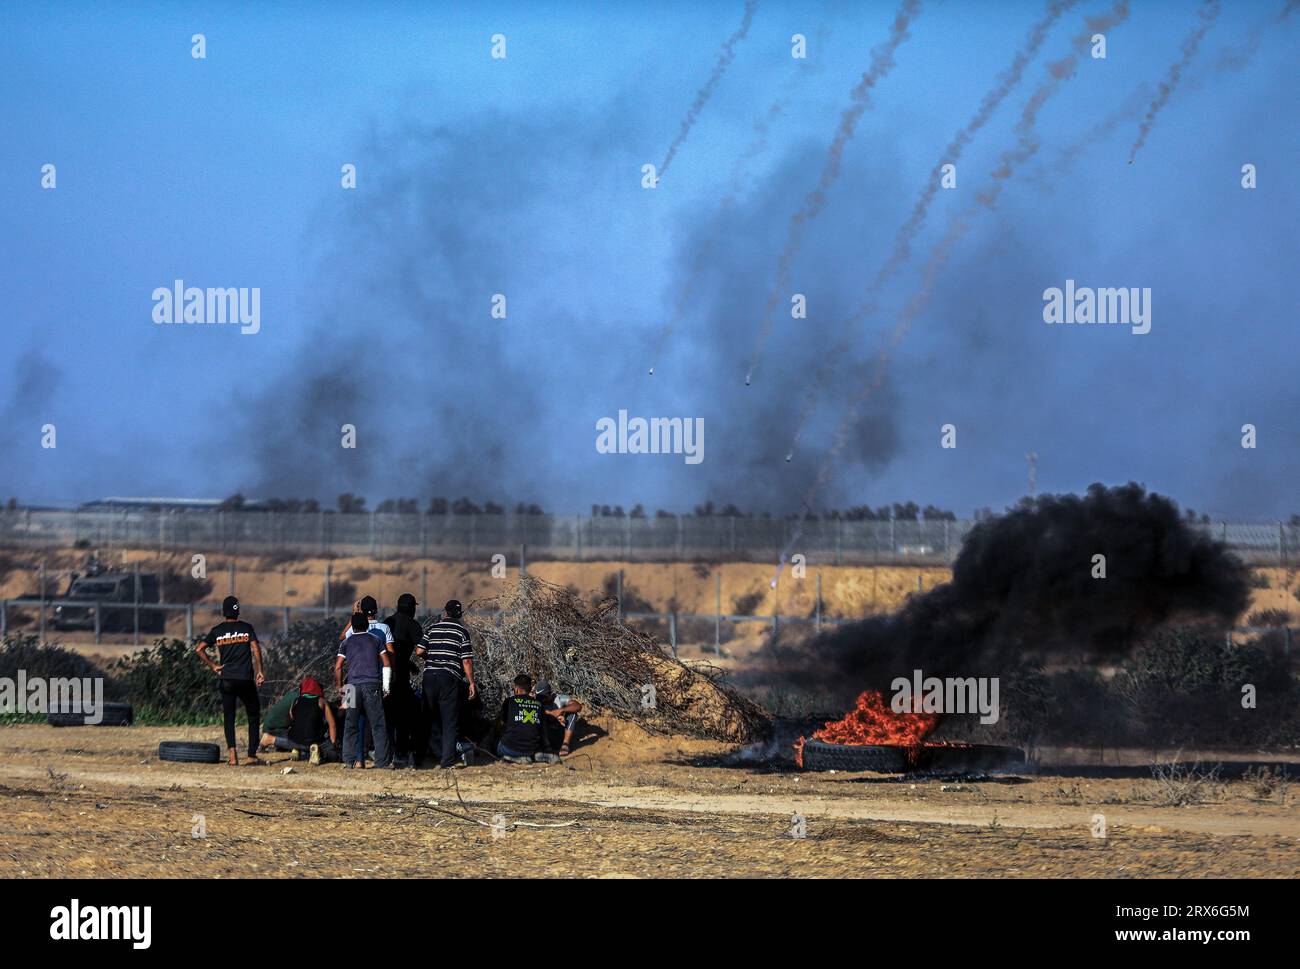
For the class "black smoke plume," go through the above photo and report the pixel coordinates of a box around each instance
[759,483,1250,704]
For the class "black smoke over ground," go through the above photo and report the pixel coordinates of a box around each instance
[753,483,1250,706]
[235,98,910,512]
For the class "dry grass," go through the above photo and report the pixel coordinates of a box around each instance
[466,576,768,742]
[1149,758,1224,806]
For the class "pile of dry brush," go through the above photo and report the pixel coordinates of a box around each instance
[466,576,768,743]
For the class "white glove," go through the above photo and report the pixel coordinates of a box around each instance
[382,667,392,694]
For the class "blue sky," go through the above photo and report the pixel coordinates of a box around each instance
[2,0,1296,517]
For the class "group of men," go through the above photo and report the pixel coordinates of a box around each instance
[197,592,583,770]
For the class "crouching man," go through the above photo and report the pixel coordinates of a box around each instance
[268,676,340,765]
[497,674,559,765]
[335,612,393,769]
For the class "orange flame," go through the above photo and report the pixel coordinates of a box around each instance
[795,690,941,767]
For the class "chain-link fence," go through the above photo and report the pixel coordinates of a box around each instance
[3,507,1296,565]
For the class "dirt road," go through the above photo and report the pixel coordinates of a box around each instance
[0,722,1295,877]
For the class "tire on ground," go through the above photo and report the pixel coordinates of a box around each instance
[47,701,134,727]
[915,744,1027,773]
[801,740,909,772]
[158,741,222,764]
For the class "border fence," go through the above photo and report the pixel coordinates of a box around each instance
[2,507,1297,566]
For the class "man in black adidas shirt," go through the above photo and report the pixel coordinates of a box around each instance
[195,596,266,766]
[497,674,555,764]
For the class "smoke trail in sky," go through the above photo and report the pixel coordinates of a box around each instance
[1030,0,1297,188]
[784,0,1078,461]
[744,0,922,387]
[1128,0,1221,164]
[657,0,760,183]
[771,0,1131,584]
[650,21,834,375]
[651,101,785,376]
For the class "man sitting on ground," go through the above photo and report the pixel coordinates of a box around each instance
[534,680,583,757]
[268,676,339,764]
[497,674,558,765]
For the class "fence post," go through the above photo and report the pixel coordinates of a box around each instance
[1,600,6,640]
[186,604,193,642]
[617,569,624,622]
[574,514,582,559]
[520,544,527,576]
[421,565,428,609]
[669,612,677,658]
[229,562,236,596]
[324,563,332,616]
[133,562,140,648]
[715,570,722,655]
[283,605,290,635]
[816,573,822,634]
[676,515,683,561]
[38,560,46,644]
[95,602,101,644]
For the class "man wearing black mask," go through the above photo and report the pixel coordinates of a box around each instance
[383,592,423,769]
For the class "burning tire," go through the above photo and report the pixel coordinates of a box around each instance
[47,702,134,727]
[158,741,221,764]
[799,739,909,773]
[913,744,1027,773]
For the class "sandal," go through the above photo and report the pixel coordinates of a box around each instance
[558,744,571,757]
[243,755,264,766]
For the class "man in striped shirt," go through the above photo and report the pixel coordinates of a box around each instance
[416,599,476,768]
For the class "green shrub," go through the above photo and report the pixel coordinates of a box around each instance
[0,636,123,723]
[110,638,222,724]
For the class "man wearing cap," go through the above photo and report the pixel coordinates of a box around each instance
[383,592,424,768]
[416,599,476,769]
[195,595,266,766]
[339,595,395,654]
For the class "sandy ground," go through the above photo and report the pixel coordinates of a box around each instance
[1,719,1296,878]
[5,549,1296,662]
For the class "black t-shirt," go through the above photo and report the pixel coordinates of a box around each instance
[288,694,327,744]
[499,695,547,755]
[384,611,424,677]
[202,620,258,681]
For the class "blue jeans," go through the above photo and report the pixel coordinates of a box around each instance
[498,740,532,759]
[343,682,391,767]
